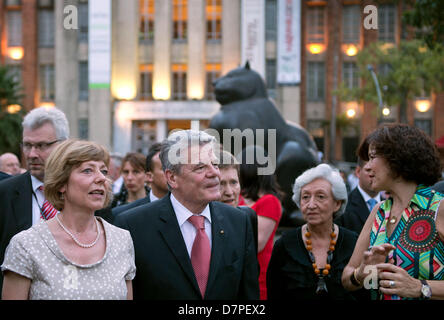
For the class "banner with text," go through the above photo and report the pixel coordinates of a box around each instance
[241,0,265,77]
[89,0,111,88]
[277,0,301,84]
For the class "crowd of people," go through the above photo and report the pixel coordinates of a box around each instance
[0,106,443,301]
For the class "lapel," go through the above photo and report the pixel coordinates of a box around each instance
[157,196,201,296]
[11,173,33,231]
[205,202,225,297]
[353,188,370,224]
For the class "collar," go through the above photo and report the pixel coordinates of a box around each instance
[30,175,44,193]
[357,184,380,204]
[149,189,159,202]
[409,184,431,209]
[170,193,211,227]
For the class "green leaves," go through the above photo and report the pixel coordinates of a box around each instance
[0,65,24,155]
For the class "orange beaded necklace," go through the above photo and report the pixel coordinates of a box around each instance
[304,225,337,294]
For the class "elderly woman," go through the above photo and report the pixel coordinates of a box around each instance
[1,140,136,300]
[342,124,444,300]
[267,163,364,300]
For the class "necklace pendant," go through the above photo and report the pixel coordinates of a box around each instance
[315,276,328,295]
[389,217,397,224]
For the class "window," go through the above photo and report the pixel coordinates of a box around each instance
[79,62,88,100]
[265,0,277,41]
[140,0,154,41]
[307,62,325,101]
[38,9,54,47]
[342,62,359,89]
[205,64,221,100]
[307,6,325,43]
[40,65,55,101]
[342,5,360,43]
[414,119,432,137]
[8,65,22,87]
[140,64,153,100]
[266,59,277,99]
[78,2,88,42]
[172,64,187,100]
[78,119,89,140]
[7,10,22,47]
[173,0,187,41]
[206,0,221,41]
[378,4,396,43]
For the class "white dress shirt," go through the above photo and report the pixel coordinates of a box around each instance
[170,193,212,258]
[30,175,45,225]
[149,189,159,202]
[357,184,381,212]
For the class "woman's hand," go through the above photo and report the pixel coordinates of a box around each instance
[356,243,396,282]
[377,263,422,298]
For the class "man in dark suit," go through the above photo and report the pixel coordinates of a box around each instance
[112,143,168,217]
[336,158,381,234]
[0,107,69,294]
[115,130,259,300]
[0,171,11,181]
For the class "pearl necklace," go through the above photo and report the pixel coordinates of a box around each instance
[56,214,101,248]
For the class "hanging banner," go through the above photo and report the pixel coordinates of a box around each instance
[277,0,301,84]
[89,0,111,88]
[241,0,265,77]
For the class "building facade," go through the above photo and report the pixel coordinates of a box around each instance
[0,0,442,162]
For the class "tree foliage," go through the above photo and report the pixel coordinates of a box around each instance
[0,65,25,156]
[336,40,444,123]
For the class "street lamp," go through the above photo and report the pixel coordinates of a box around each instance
[415,98,431,113]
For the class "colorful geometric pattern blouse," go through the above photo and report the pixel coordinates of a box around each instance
[369,185,444,300]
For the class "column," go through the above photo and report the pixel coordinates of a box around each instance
[153,0,171,99]
[111,0,138,101]
[187,0,205,99]
[22,0,38,111]
[55,0,79,137]
[222,0,241,75]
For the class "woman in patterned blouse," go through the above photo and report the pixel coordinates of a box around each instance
[342,123,444,300]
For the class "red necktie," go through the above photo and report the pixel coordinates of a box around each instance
[188,215,211,298]
[38,186,58,220]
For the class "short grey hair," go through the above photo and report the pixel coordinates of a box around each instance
[22,107,69,141]
[292,163,348,217]
[159,129,217,175]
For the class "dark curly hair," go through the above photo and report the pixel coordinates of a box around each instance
[357,123,442,186]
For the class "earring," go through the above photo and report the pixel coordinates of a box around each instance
[60,193,64,200]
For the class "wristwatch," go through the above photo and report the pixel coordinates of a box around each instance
[420,280,432,300]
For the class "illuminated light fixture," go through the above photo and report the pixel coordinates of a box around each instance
[115,86,137,101]
[415,98,431,113]
[346,108,356,118]
[7,104,21,113]
[188,87,204,100]
[153,84,170,100]
[343,44,358,57]
[382,107,390,116]
[8,47,24,60]
[307,43,325,55]
[40,102,55,109]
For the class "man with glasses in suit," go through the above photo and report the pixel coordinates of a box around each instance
[0,106,69,295]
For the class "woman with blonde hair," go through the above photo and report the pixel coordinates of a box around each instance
[1,140,136,300]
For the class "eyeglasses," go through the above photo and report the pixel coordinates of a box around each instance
[21,140,59,152]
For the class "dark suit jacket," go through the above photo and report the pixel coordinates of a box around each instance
[335,187,369,235]
[114,195,259,300]
[0,171,11,181]
[112,193,151,218]
[0,172,33,294]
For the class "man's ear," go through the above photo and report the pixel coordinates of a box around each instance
[146,171,154,184]
[164,169,178,189]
